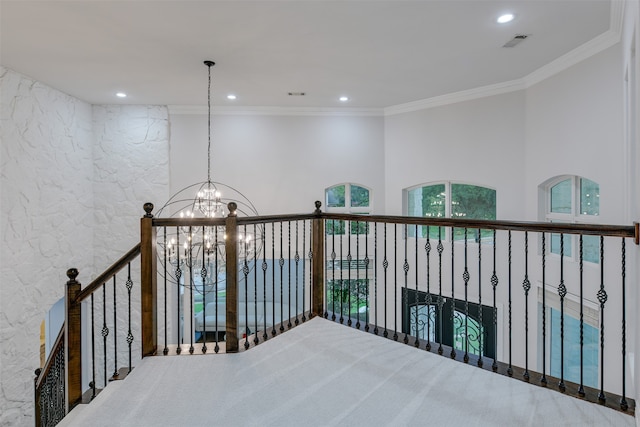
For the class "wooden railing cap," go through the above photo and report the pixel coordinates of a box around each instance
[66,268,78,281]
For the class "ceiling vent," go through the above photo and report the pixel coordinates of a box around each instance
[288,92,305,96]
[503,34,530,48]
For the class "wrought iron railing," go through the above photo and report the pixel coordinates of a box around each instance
[38,201,638,426]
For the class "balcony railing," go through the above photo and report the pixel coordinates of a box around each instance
[34,201,638,426]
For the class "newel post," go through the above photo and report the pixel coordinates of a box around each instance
[140,203,157,357]
[65,268,82,411]
[225,202,239,352]
[311,201,325,317]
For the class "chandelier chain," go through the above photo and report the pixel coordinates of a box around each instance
[207,62,212,183]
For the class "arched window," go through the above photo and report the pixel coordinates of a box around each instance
[404,182,496,241]
[325,183,371,235]
[542,175,599,263]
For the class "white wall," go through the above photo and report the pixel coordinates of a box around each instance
[169,113,385,216]
[0,67,94,427]
[383,91,527,219]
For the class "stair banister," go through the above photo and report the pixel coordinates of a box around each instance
[140,202,158,357]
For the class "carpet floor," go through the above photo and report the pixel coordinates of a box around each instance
[58,317,634,427]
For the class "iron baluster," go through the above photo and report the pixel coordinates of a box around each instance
[578,235,585,397]
[491,229,498,372]
[403,224,409,344]
[255,223,260,344]
[437,227,444,355]
[308,220,313,320]
[597,236,607,403]
[163,228,169,356]
[126,263,134,371]
[394,224,398,341]
[243,224,250,349]
[262,225,268,340]
[102,282,108,387]
[621,238,628,411]
[176,229,182,355]
[347,223,352,327]
[463,228,469,363]
[188,226,194,354]
[287,221,292,329]
[383,224,388,338]
[558,233,566,391]
[523,231,530,381]
[295,221,300,326]
[302,220,307,322]
[340,222,344,324]
[279,221,285,332]
[425,226,432,352]
[477,228,483,368]
[364,223,370,332]
[356,221,361,330]
[272,222,276,336]
[374,223,379,335]
[214,226,220,353]
[507,231,513,377]
[414,224,419,348]
[201,226,208,353]
[541,232,547,386]
[331,220,337,321]
[91,293,96,399]
[450,227,456,360]
[112,275,118,379]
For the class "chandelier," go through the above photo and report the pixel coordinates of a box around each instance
[156,61,262,293]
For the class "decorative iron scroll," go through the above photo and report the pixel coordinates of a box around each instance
[35,333,65,427]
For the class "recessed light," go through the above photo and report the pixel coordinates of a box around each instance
[227,94,237,100]
[497,13,514,24]
[116,92,127,98]
[339,96,349,102]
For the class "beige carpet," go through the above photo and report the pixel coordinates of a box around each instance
[59,317,634,427]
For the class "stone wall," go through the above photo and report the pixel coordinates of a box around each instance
[0,67,170,426]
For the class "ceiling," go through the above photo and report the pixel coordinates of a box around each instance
[0,1,612,110]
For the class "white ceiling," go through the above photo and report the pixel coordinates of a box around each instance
[0,0,613,109]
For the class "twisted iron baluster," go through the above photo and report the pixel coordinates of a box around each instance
[425,227,432,352]
[262,225,268,340]
[437,227,444,355]
[374,223,379,335]
[287,221,292,329]
[101,282,108,386]
[578,235,585,397]
[279,222,285,332]
[383,224,388,338]
[403,224,409,344]
[176,229,182,355]
[621,238,628,411]
[450,227,456,360]
[394,224,398,341]
[540,232,546,385]
[243,225,250,349]
[91,293,96,399]
[347,223,352,327]
[214,227,220,353]
[491,230,498,372]
[558,233,566,391]
[125,264,134,371]
[189,226,194,355]
[522,231,530,381]
[302,220,307,322]
[331,220,336,321]
[340,222,344,324]
[201,227,208,353]
[463,228,469,363]
[364,223,370,332]
[477,228,483,368]
[163,228,169,356]
[308,220,313,320]
[356,222,361,330]
[414,224,419,348]
[295,221,300,326]
[256,223,262,344]
[271,223,276,336]
[507,231,513,377]
[112,275,118,379]
[597,236,607,403]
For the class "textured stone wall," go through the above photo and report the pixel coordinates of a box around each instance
[0,68,170,426]
[0,67,94,426]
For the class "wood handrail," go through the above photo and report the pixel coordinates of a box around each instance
[151,213,316,228]
[75,243,141,303]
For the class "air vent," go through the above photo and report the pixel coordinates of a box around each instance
[288,92,306,96]
[503,34,530,48]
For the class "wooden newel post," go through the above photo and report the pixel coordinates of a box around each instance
[312,201,325,317]
[225,202,239,353]
[140,203,157,357]
[65,268,82,411]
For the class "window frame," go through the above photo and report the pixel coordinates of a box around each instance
[325,183,372,236]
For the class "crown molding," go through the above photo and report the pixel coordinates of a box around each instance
[168,105,384,117]
[384,79,526,116]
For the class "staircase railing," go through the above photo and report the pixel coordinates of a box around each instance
[36,201,639,426]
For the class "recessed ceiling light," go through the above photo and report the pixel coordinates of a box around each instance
[227,94,237,100]
[497,13,514,24]
[339,96,349,102]
[116,92,127,98]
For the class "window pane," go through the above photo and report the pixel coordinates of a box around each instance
[451,184,496,220]
[350,185,370,208]
[550,233,572,257]
[326,185,345,208]
[580,179,599,216]
[408,184,445,238]
[583,235,600,264]
[550,179,572,214]
[325,219,345,235]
